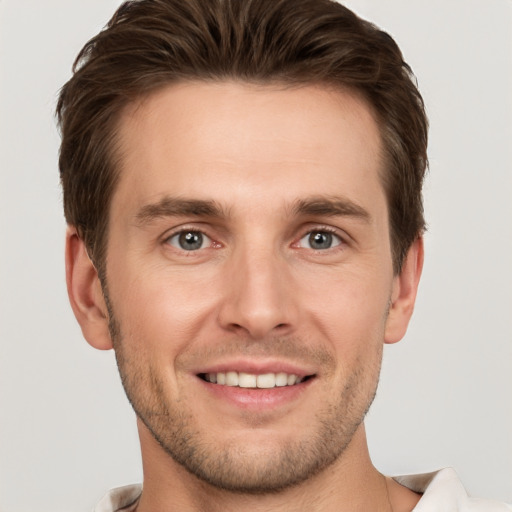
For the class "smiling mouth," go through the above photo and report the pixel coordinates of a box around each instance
[198,371,314,389]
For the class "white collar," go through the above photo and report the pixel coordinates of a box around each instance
[93,468,511,511]
[394,467,511,511]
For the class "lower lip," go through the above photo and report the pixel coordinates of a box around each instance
[198,377,313,410]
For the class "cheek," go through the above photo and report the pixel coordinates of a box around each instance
[108,263,220,352]
[300,268,391,353]
[296,275,389,380]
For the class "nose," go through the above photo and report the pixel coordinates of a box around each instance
[217,244,298,340]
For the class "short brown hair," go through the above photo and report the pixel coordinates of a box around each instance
[57,0,428,275]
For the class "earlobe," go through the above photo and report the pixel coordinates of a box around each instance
[65,226,113,350]
[384,237,424,344]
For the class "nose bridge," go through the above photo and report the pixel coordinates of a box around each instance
[219,234,296,338]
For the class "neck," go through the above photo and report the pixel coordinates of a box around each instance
[134,421,414,512]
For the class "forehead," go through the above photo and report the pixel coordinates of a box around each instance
[113,81,385,217]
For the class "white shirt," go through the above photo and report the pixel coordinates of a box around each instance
[395,468,512,511]
[93,468,512,511]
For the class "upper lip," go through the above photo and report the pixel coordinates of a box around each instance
[193,358,317,378]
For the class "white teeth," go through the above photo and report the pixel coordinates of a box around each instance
[239,372,257,388]
[256,373,275,388]
[204,371,307,388]
[275,372,288,387]
[226,371,238,386]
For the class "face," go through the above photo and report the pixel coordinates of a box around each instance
[101,82,402,492]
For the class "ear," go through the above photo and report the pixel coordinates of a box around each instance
[384,237,424,344]
[65,226,113,350]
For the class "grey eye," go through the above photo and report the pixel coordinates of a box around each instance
[168,231,210,251]
[298,231,341,250]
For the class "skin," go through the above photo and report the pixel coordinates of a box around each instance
[66,82,423,511]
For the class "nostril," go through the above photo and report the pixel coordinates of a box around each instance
[227,323,245,333]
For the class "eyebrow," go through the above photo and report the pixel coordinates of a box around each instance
[134,194,371,226]
[290,196,371,222]
[135,197,228,225]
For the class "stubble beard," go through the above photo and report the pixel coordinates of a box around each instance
[105,294,382,495]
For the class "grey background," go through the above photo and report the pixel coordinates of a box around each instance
[1,0,511,510]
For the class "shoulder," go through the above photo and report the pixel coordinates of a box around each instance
[92,484,142,512]
[394,468,512,511]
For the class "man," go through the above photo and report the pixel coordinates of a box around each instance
[56,0,510,510]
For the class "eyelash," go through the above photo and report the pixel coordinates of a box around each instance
[162,225,347,253]
[164,227,217,252]
[295,226,345,252]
